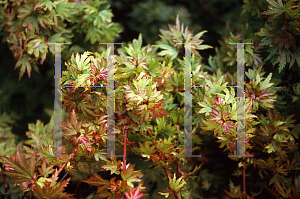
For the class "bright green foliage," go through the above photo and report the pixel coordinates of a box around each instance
[156,16,212,61]
[0,0,121,80]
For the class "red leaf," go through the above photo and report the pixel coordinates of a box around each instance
[125,185,144,199]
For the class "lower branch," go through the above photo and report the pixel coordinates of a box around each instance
[198,0,226,26]
[123,129,127,174]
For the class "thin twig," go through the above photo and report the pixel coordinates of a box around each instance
[163,167,180,198]
[57,162,68,176]
[198,0,238,32]
[59,172,69,183]
[147,128,153,137]
[198,0,226,26]
[74,180,80,197]
[177,163,181,178]
[123,129,127,174]
[163,167,170,180]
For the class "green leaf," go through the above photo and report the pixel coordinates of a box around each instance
[157,44,178,61]
[262,0,285,20]
[260,73,273,90]
[15,54,32,80]
[54,0,74,20]
[85,27,102,44]
[265,143,276,153]
[121,164,143,188]
[169,174,186,192]
[35,0,55,11]
[158,192,169,198]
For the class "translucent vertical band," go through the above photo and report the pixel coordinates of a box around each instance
[228,43,253,158]
[47,42,71,158]
[100,43,123,157]
[177,43,201,158]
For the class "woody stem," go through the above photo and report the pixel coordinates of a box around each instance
[163,167,170,180]
[177,163,181,177]
[123,129,127,174]
[147,128,153,137]
[57,161,68,176]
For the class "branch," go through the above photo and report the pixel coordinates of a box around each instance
[177,163,181,178]
[163,167,170,181]
[198,0,227,26]
[59,172,69,183]
[57,162,68,176]
[147,128,153,137]
[74,180,80,197]
[162,167,180,198]
[123,129,127,174]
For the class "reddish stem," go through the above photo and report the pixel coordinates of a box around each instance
[123,130,127,174]
[177,163,185,199]
[147,128,153,137]
[74,180,80,196]
[163,167,180,198]
[163,167,170,180]
[57,161,68,176]
[177,163,181,178]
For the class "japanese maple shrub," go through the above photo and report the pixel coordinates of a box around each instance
[1,0,300,198]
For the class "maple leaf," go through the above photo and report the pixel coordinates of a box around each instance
[62,109,83,135]
[208,108,235,133]
[168,174,186,192]
[62,109,93,148]
[32,169,73,199]
[137,141,156,158]
[261,0,285,21]
[101,157,122,175]
[130,56,148,70]
[121,164,143,188]
[213,95,225,106]
[87,57,109,85]
[125,185,144,199]
[148,101,170,121]
[0,146,37,184]
[82,173,110,195]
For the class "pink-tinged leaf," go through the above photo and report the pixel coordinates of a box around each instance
[62,109,83,137]
[125,185,144,199]
[0,146,37,184]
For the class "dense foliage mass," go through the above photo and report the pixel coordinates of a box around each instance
[0,0,300,198]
